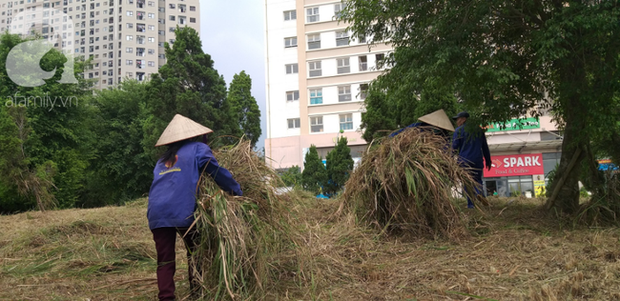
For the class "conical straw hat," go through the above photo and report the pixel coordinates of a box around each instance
[418,109,455,132]
[155,114,214,146]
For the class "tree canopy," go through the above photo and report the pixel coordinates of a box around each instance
[145,26,237,151]
[342,0,620,213]
[301,145,327,195]
[227,71,261,147]
[0,27,255,213]
[324,136,354,195]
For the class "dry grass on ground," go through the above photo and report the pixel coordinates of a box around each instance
[1,194,620,300]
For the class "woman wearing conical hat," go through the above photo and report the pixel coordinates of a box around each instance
[389,109,455,138]
[147,114,242,301]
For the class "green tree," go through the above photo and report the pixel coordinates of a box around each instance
[324,136,354,195]
[301,145,327,194]
[279,165,302,188]
[227,71,261,147]
[360,74,459,142]
[342,1,620,214]
[0,33,94,210]
[145,26,237,153]
[81,80,153,207]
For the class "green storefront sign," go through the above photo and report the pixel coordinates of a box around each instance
[485,117,540,132]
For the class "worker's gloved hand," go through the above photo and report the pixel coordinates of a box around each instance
[486,162,492,171]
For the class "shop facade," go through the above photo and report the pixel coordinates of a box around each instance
[481,116,563,198]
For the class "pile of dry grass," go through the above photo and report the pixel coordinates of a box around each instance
[191,139,295,300]
[578,171,620,225]
[341,128,478,240]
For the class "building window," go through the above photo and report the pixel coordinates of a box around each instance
[190,17,196,23]
[283,10,296,21]
[285,63,298,74]
[137,72,145,81]
[190,6,196,11]
[339,114,353,131]
[310,116,323,133]
[148,61,155,67]
[334,3,343,18]
[360,83,368,99]
[338,85,351,102]
[337,57,350,74]
[287,118,300,129]
[148,25,155,31]
[126,47,133,53]
[286,90,299,101]
[375,53,385,69]
[357,34,366,43]
[126,11,133,16]
[148,13,154,18]
[127,23,134,29]
[308,61,321,77]
[508,176,534,197]
[169,15,175,21]
[126,35,133,40]
[543,152,562,177]
[148,49,155,54]
[306,7,319,23]
[148,37,155,42]
[307,33,320,49]
[359,55,367,71]
[336,30,349,46]
[309,88,322,105]
[284,37,297,48]
[126,59,133,65]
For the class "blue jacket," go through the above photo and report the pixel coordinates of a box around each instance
[147,141,242,230]
[452,123,491,168]
[389,122,426,137]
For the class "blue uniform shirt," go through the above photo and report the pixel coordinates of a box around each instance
[147,141,242,230]
[452,123,491,168]
[389,122,426,137]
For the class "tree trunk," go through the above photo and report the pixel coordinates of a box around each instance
[545,113,585,214]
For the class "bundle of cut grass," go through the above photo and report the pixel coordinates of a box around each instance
[191,139,293,300]
[341,128,478,240]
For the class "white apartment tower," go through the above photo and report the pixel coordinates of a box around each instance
[0,0,200,89]
[264,0,390,169]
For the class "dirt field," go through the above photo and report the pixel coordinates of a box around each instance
[1,195,619,300]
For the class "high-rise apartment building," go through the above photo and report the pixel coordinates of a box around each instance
[0,0,199,89]
[264,0,390,169]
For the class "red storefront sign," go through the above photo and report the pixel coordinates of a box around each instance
[483,153,545,178]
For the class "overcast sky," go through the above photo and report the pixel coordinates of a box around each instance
[199,0,267,150]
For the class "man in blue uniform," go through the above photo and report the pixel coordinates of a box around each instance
[452,112,491,208]
[148,114,243,300]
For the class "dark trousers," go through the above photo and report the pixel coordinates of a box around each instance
[151,227,201,301]
[465,166,484,208]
